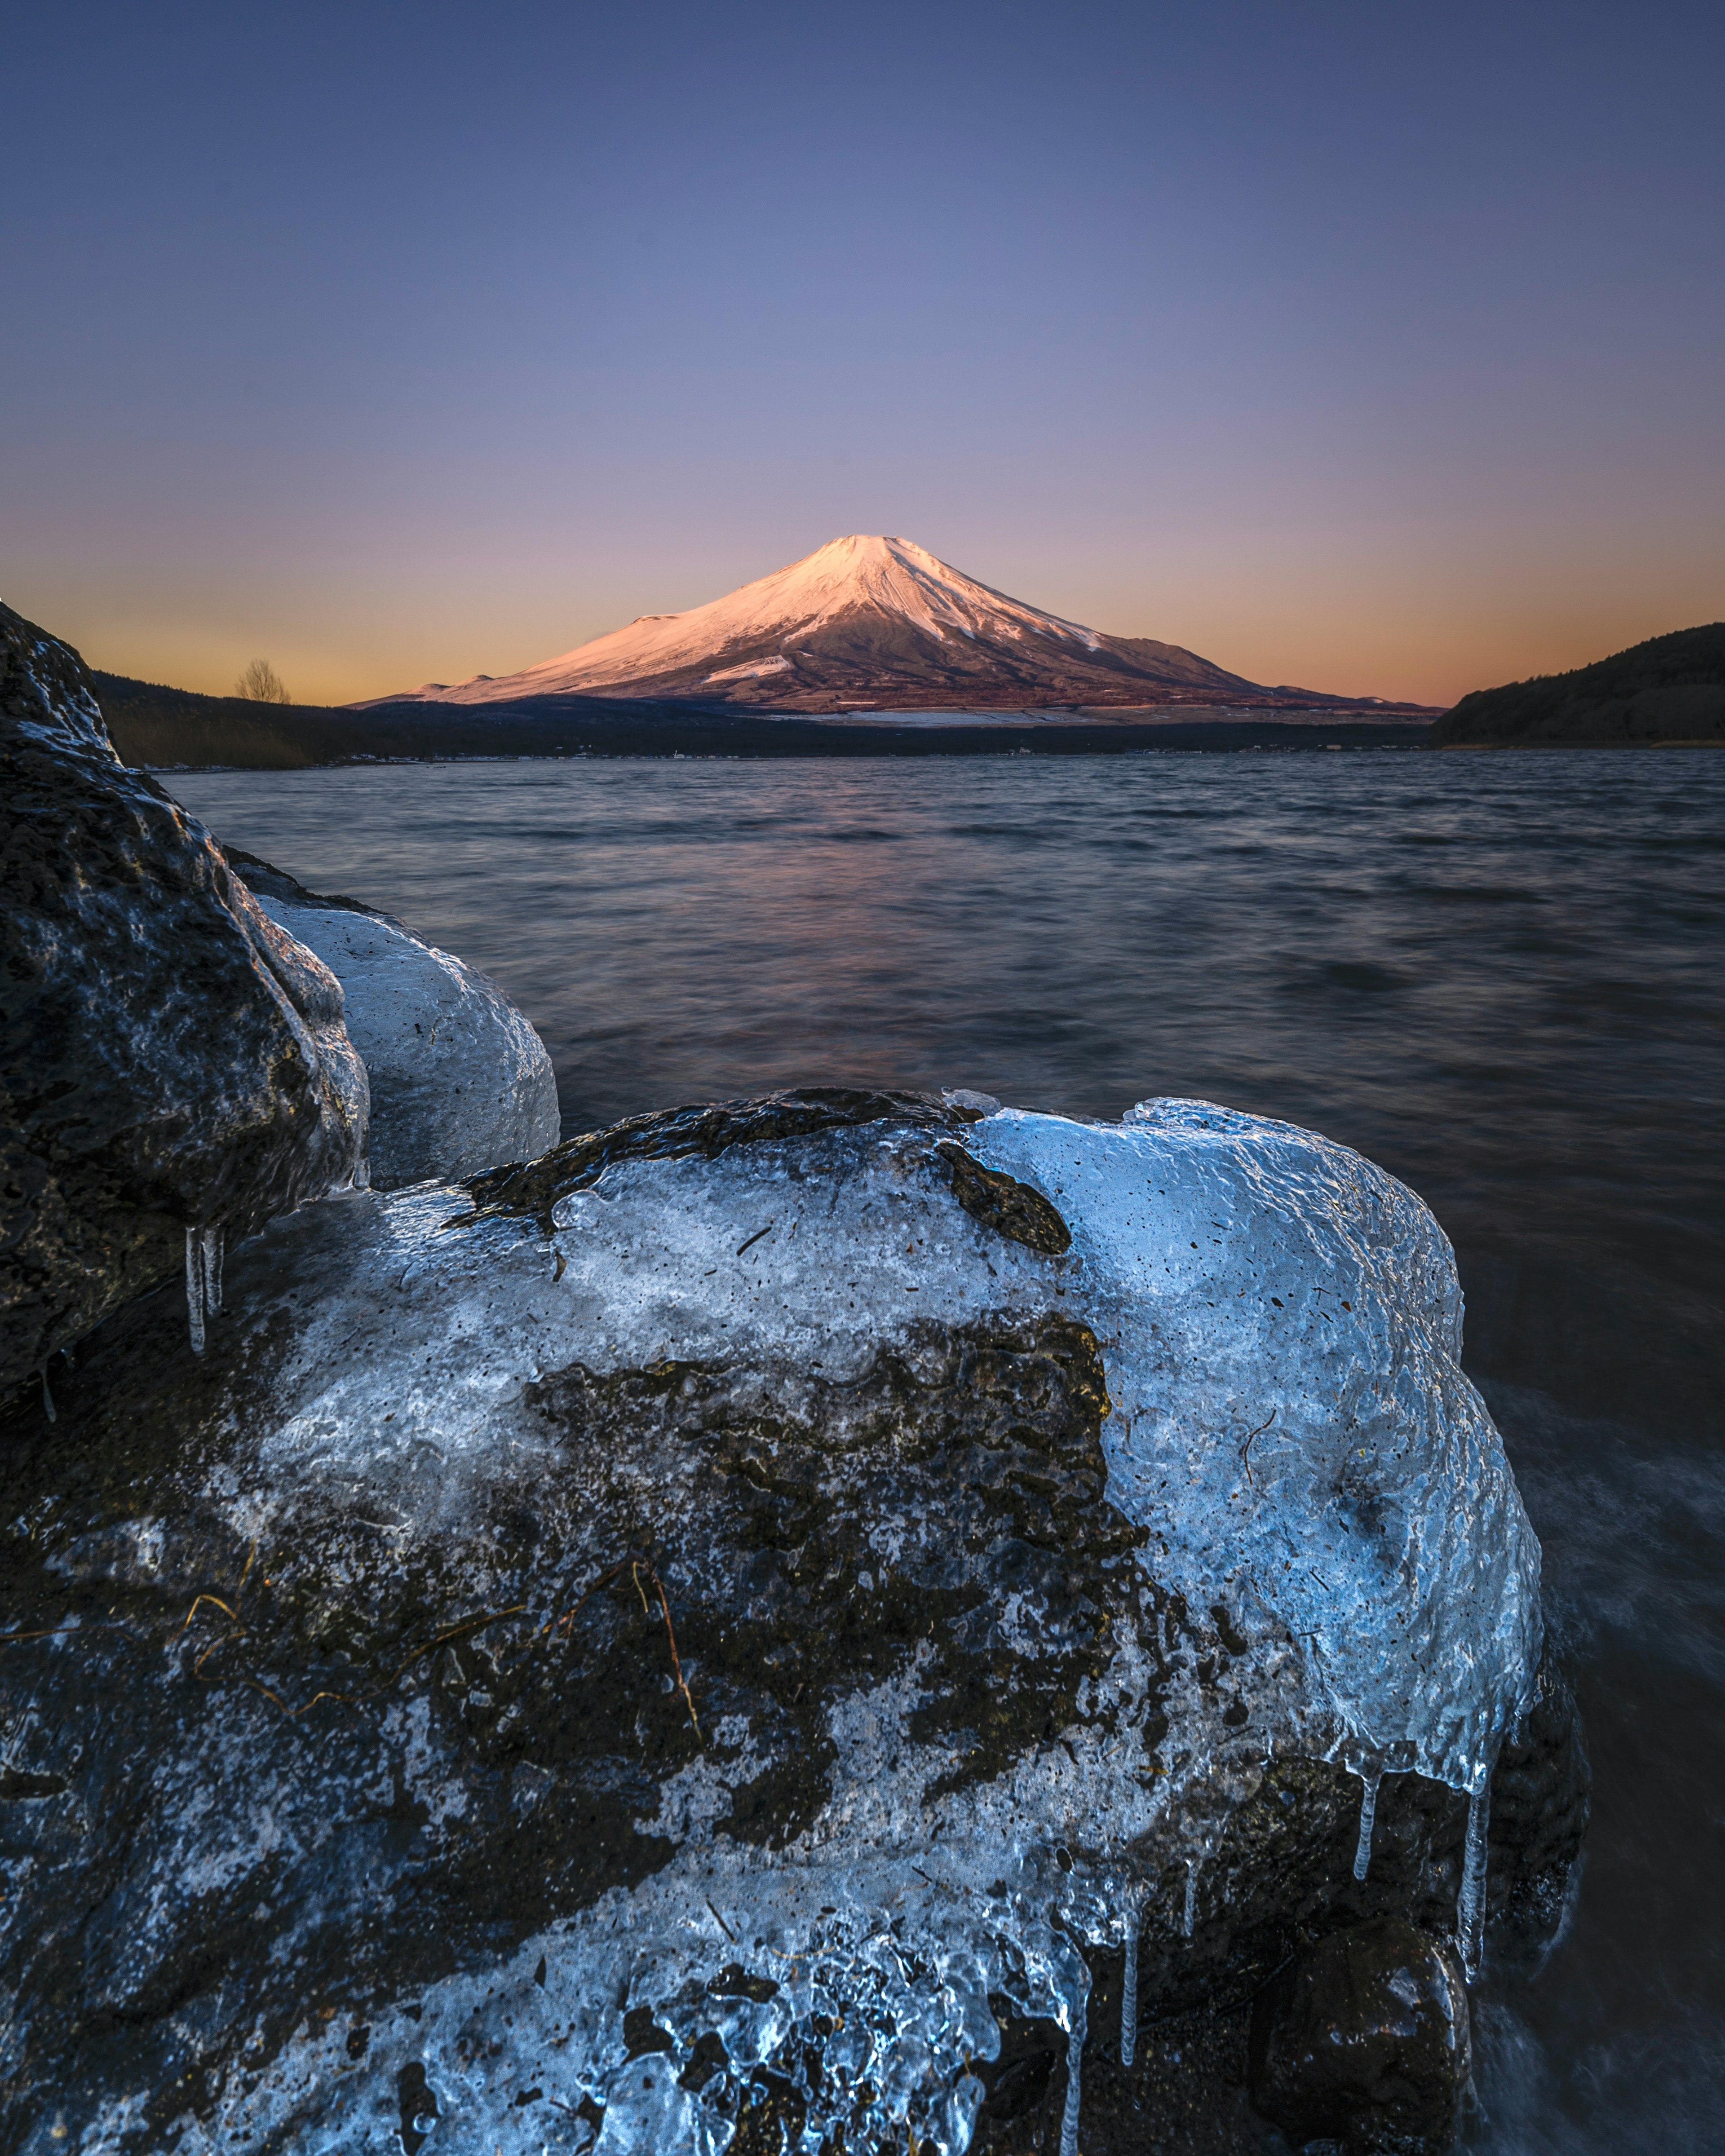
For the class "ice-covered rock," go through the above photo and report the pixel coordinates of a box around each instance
[0,1088,1571,2153]
[0,602,368,1400]
[226,849,560,1188]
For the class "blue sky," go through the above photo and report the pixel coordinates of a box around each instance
[4,0,1721,703]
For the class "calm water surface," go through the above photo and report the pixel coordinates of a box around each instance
[172,751,1725,2154]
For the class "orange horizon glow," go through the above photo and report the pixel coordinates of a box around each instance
[6,8,1721,719]
[14,524,1721,715]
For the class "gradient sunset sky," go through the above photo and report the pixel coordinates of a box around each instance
[4,0,1721,708]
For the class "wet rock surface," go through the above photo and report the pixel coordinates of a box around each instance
[978,1995,1276,2155]
[1247,1918,1470,2153]
[0,1090,1577,2152]
[0,605,367,1400]
[227,848,560,1188]
[973,1644,1582,2154]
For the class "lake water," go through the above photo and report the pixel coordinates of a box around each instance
[170,750,1725,2155]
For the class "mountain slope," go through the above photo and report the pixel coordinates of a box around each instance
[363,535,1419,713]
[1430,622,1725,744]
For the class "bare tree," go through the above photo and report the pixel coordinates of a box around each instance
[234,658,291,704]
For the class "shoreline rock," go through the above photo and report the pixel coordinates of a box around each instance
[0,1087,1581,2153]
[0,603,367,1399]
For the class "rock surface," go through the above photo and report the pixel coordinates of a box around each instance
[0,604,367,1400]
[0,1088,1570,2153]
[1248,1918,1470,2153]
[226,849,560,1188]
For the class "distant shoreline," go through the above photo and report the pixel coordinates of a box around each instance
[1434,736,1723,751]
[138,734,1725,774]
[137,730,1725,774]
[131,718,1437,770]
[97,674,1436,769]
[99,672,1722,771]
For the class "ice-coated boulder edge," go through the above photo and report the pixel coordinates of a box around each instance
[232,855,560,1188]
[970,1097,1541,1799]
[0,1090,1546,2155]
[0,596,115,758]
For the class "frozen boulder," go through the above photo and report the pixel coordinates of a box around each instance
[0,603,367,1401]
[226,848,560,1188]
[0,1088,1572,2154]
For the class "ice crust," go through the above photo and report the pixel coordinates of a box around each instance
[125,1100,1538,2154]
[972,1100,1539,1798]
[252,893,560,1188]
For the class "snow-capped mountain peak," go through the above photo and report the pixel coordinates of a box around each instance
[362,535,1284,711]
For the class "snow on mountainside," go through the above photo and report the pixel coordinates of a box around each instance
[362,536,1417,713]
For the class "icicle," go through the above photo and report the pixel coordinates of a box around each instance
[1182,1859,1198,1939]
[40,1370,56,1423]
[185,1229,206,1354]
[1353,1772,1380,1882]
[185,1224,224,1350]
[1059,2017,1084,2156]
[1119,1903,1139,2068]
[1456,1785,1491,1977]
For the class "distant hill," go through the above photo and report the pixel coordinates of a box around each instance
[94,671,371,768]
[91,669,759,768]
[1430,623,1725,746]
[360,534,1434,716]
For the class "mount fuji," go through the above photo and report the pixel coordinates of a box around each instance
[365,536,1419,714]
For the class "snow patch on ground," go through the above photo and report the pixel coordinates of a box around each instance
[252,894,559,1188]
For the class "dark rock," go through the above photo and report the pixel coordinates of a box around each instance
[969,1645,1582,2154]
[0,605,367,1399]
[225,847,560,1187]
[1486,1648,1590,1944]
[977,1996,1277,2156]
[935,1136,1072,1252]
[1248,1918,1469,2153]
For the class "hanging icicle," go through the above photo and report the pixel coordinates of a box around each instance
[1353,1771,1381,1882]
[185,1224,226,1352]
[1059,2018,1085,2156]
[185,1228,206,1354]
[1456,1784,1491,1977]
[39,1370,56,1423]
[1182,1858,1199,1940]
[1119,1898,1140,2068]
